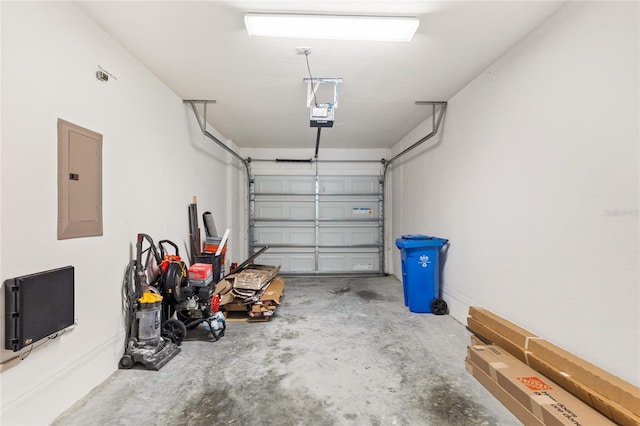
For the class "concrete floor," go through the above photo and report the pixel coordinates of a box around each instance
[54,276,519,426]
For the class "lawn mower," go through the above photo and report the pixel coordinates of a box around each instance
[119,233,225,370]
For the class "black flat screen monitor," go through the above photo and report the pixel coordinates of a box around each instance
[5,266,74,351]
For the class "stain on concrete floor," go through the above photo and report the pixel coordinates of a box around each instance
[418,376,500,426]
[53,276,520,426]
[356,289,385,301]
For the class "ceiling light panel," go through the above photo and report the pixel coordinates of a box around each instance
[244,13,419,42]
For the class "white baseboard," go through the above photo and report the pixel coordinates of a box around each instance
[441,286,479,325]
[1,331,124,424]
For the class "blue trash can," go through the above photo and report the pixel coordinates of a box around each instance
[395,234,448,314]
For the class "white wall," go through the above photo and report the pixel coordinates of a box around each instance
[391,1,639,385]
[0,2,238,424]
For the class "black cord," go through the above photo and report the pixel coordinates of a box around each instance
[14,326,74,363]
[305,50,318,107]
[20,344,33,360]
[122,260,137,350]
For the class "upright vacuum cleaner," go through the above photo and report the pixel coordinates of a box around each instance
[118,234,183,370]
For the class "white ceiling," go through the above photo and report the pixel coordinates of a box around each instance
[77,1,566,150]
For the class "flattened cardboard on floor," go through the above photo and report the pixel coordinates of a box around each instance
[219,292,235,306]
[221,276,285,322]
[214,279,233,296]
[233,264,280,290]
[223,302,249,312]
[466,358,545,426]
[468,344,615,426]
[260,277,284,305]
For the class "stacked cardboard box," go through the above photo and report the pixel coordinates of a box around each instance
[214,270,285,322]
[466,344,615,425]
[467,307,640,426]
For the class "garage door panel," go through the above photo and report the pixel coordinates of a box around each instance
[256,178,285,193]
[350,178,379,194]
[255,252,316,272]
[318,179,345,194]
[318,176,378,194]
[256,176,315,193]
[318,205,344,220]
[256,230,284,244]
[255,201,315,219]
[318,202,379,220]
[318,227,378,245]
[251,175,383,274]
[290,204,315,219]
[318,252,379,272]
[254,227,315,245]
[289,178,316,193]
[255,204,284,219]
[318,230,344,246]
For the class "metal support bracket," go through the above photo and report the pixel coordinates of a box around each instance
[184,99,253,260]
[384,101,447,167]
[183,99,248,170]
[183,100,216,133]
[303,78,343,108]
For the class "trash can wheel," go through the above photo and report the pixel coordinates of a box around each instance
[431,298,448,315]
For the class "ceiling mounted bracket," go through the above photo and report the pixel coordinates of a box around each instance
[304,78,342,128]
[303,78,343,108]
[183,99,216,134]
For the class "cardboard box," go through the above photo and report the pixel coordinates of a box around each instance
[260,277,284,305]
[527,352,640,426]
[188,263,212,280]
[468,306,538,349]
[223,302,249,312]
[470,333,490,346]
[219,292,235,306]
[527,339,640,419]
[467,317,529,364]
[213,279,233,296]
[468,307,640,424]
[466,358,545,426]
[468,344,615,426]
[221,276,285,322]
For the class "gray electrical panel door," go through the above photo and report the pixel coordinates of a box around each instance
[250,175,383,275]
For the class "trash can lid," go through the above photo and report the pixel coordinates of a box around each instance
[401,234,433,240]
[395,234,448,249]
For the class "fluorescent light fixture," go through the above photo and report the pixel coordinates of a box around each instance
[244,13,419,42]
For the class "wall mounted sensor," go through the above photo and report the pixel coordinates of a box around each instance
[95,66,117,82]
[96,70,109,82]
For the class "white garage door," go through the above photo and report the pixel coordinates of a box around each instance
[250,175,384,274]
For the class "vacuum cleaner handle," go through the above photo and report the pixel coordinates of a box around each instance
[135,233,162,293]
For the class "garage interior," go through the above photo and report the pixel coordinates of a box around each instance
[1,1,638,425]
